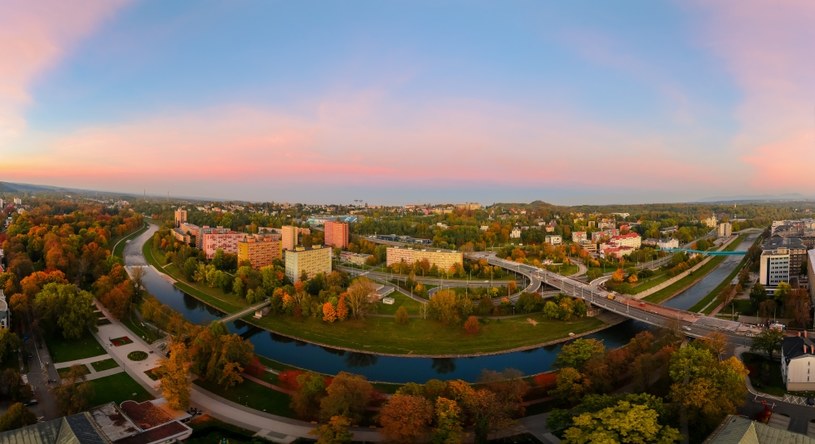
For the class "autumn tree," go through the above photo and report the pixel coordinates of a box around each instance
[189,322,254,388]
[395,306,409,324]
[33,282,97,339]
[320,372,374,423]
[479,368,530,418]
[563,400,681,444]
[292,372,327,420]
[345,277,375,319]
[695,331,728,360]
[312,415,353,444]
[0,329,21,365]
[433,397,463,444]
[786,288,812,328]
[379,394,434,443]
[611,268,625,283]
[336,294,349,321]
[551,367,591,405]
[322,302,337,323]
[463,315,480,334]
[428,289,461,324]
[0,403,37,432]
[54,365,94,414]
[750,328,785,360]
[159,342,192,410]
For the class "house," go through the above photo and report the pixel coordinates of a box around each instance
[510,227,522,239]
[781,334,815,391]
[0,289,9,329]
[706,415,815,443]
[545,235,562,246]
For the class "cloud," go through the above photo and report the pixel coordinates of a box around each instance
[690,1,815,188]
[0,0,126,143]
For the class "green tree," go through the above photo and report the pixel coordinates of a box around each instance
[563,400,681,444]
[432,397,463,444]
[555,338,605,370]
[54,365,94,414]
[292,372,327,420]
[319,372,374,423]
[0,329,21,364]
[751,328,785,360]
[33,282,97,339]
[669,344,748,431]
[749,282,767,309]
[551,367,591,405]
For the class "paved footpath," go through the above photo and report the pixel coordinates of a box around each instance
[92,299,383,443]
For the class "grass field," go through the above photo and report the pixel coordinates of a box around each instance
[247,312,604,356]
[87,372,153,408]
[369,292,424,316]
[58,364,90,378]
[194,378,293,417]
[122,315,164,344]
[47,332,106,363]
[90,358,119,372]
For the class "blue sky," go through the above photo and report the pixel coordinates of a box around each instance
[2,1,814,204]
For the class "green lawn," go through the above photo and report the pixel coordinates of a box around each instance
[247,313,604,356]
[122,315,164,344]
[87,372,153,408]
[46,332,106,363]
[194,378,293,417]
[369,292,424,316]
[91,358,119,372]
[742,352,786,397]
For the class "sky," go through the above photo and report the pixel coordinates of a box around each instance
[1,0,814,206]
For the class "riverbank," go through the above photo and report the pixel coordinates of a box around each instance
[140,227,618,357]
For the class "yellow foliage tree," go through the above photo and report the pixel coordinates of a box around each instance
[160,342,192,410]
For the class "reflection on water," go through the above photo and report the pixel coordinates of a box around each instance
[431,358,456,374]
[346,353,378,368]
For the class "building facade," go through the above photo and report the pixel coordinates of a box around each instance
[717,222,732,238]
[385,247,463,271]
[324,221,349,249]
[764,237,807,279]
[545,235,562,245]
[781,336,815,391]
[759,248,791,287]
[656,238,679,250]
[340,251,372,266]
[237,234,282,269]
[285,246,332,282]
[572,231,587,243]
[174,208,187,227]
[201,229,245,259]
[281,225,299,251]
[0,290,9,329]
[608,232,641,249]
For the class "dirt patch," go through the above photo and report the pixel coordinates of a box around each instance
[527,318,538,326]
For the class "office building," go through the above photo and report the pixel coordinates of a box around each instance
[759,248,791,288]
[764,237,807,279]
[238,234,282,269]
[385,247,463,271]
[324,221,349,249]
[285,246,332,282]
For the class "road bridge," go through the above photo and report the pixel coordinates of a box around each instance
[467,252,760,343]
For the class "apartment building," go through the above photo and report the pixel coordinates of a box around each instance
[174,208,187,227]
[324,221,349,249]
[385,247,463,271]
[201,228,244,259]
[238,234,282,269]
[285,246,332,282]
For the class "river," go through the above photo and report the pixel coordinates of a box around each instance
[125,225,752,383]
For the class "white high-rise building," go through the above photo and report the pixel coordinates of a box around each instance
[760,248,791,288]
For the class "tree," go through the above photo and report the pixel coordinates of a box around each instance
[336,294,349,321]
[322,302,337,323]
[669,344,748,431]
[0,329,21,365]
[429,289,460,324]
[564,400,681,444]
[463,315,480,334]
[159,342,192,410]
[395,306,409,324]
[432,397,463,444]
[751,328,785,360]
[787,288,812,328]
[320,372,374,423]
[0,369,32,402]
[346,277,374,319]
[54,365,94,414]
[750,283,767,309]
[555,338,605,370]
[696,331,728,360]
[292,372,327,420]
[33,282,97,339]
[611,268,625,283]
[551,367,591,404]
[0,402,37,432]
[379,394,434,443]
[313,415,353,444]
[479,368,529,418]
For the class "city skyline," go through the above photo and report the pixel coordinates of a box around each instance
[2,1,815,205]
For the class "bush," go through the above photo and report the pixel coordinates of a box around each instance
[464,315,480,334]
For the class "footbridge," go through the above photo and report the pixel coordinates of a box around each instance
[666,248,747,256]
[466,252,759,343]
[219,300,272,324]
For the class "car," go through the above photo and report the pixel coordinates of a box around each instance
[25,399,38,406]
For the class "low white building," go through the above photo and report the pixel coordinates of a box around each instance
[545,235,562,245]
[510,227,522,239]
[0,290,9,329]
[656,238,679,250]
[781,335,815,391]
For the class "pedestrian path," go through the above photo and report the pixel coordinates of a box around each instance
[54,354,125,382]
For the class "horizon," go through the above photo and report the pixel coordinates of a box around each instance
[2,1,815,204]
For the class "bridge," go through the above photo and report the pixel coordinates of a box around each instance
[466,252,759,344]
[666,248,747,256]
[219,300,272,324]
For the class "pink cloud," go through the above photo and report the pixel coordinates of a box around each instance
[0,0,126,142]
[690,1,815,189]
